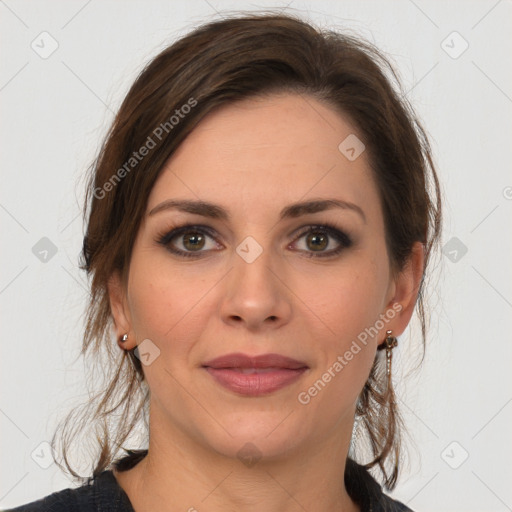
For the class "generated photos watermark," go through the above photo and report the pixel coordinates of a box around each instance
[297,302,402,405]
[93,97,198,200]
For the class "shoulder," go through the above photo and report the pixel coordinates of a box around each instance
[3,487,78,512]
[345,458,414,512]
[2,471,134,512]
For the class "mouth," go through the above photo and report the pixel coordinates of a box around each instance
[202,353,309,396]
[202,352,308,370]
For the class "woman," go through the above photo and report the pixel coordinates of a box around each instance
[6,12,441,512]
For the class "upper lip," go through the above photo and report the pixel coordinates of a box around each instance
[202,353,308,370]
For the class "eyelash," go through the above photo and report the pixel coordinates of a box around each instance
[155,222,353,259]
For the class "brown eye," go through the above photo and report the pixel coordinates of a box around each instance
[291,224,353,258]
[305,231,328,251]
[157,225,221,258]
[183,232,206,251]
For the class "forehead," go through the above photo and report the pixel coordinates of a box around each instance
[147,93,379,219]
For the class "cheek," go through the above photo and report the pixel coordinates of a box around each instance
[292,254,388,399]
[126,253,214,351]
[295,254,388,341]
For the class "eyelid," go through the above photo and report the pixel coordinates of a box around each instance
[156,224,221,249]
[289,223,353,255]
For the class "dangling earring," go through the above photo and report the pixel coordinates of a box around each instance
[377,330,398,379]
[374,329,400,489]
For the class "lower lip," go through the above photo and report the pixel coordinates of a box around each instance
[204,367,308,396]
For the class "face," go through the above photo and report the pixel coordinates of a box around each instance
[109,93,418,462]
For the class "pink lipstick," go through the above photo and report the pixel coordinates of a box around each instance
[202,353,308,397]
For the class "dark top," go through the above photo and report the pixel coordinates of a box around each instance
[4,450,413,512]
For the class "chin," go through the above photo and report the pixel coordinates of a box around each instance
[211,435,301,466]
[197,415,306,463]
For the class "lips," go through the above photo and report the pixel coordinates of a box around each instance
[202,352,308,370]
[202,353,309,396]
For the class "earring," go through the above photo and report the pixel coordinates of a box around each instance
[119,333,128,347]
[377,330,398,378]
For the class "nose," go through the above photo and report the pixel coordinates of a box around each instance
[219,244,292,332]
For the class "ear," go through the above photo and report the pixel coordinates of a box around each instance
[385,241,425,336]
[107,270,136,350]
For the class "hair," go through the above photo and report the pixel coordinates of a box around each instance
[51,11,442,491]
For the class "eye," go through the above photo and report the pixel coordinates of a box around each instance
[290,224,353,258]
[156,225,221,258]
[156,222,353,259]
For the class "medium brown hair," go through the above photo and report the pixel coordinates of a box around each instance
[51,12,442,491]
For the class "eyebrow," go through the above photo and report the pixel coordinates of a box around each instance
[148,198,366,223]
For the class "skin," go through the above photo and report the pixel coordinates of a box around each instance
[108,93,424,512]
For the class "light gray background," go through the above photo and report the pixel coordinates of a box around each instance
[1,1,511,511]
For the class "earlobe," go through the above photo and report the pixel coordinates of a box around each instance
[107,270,133,346]
[387,241,425,336]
